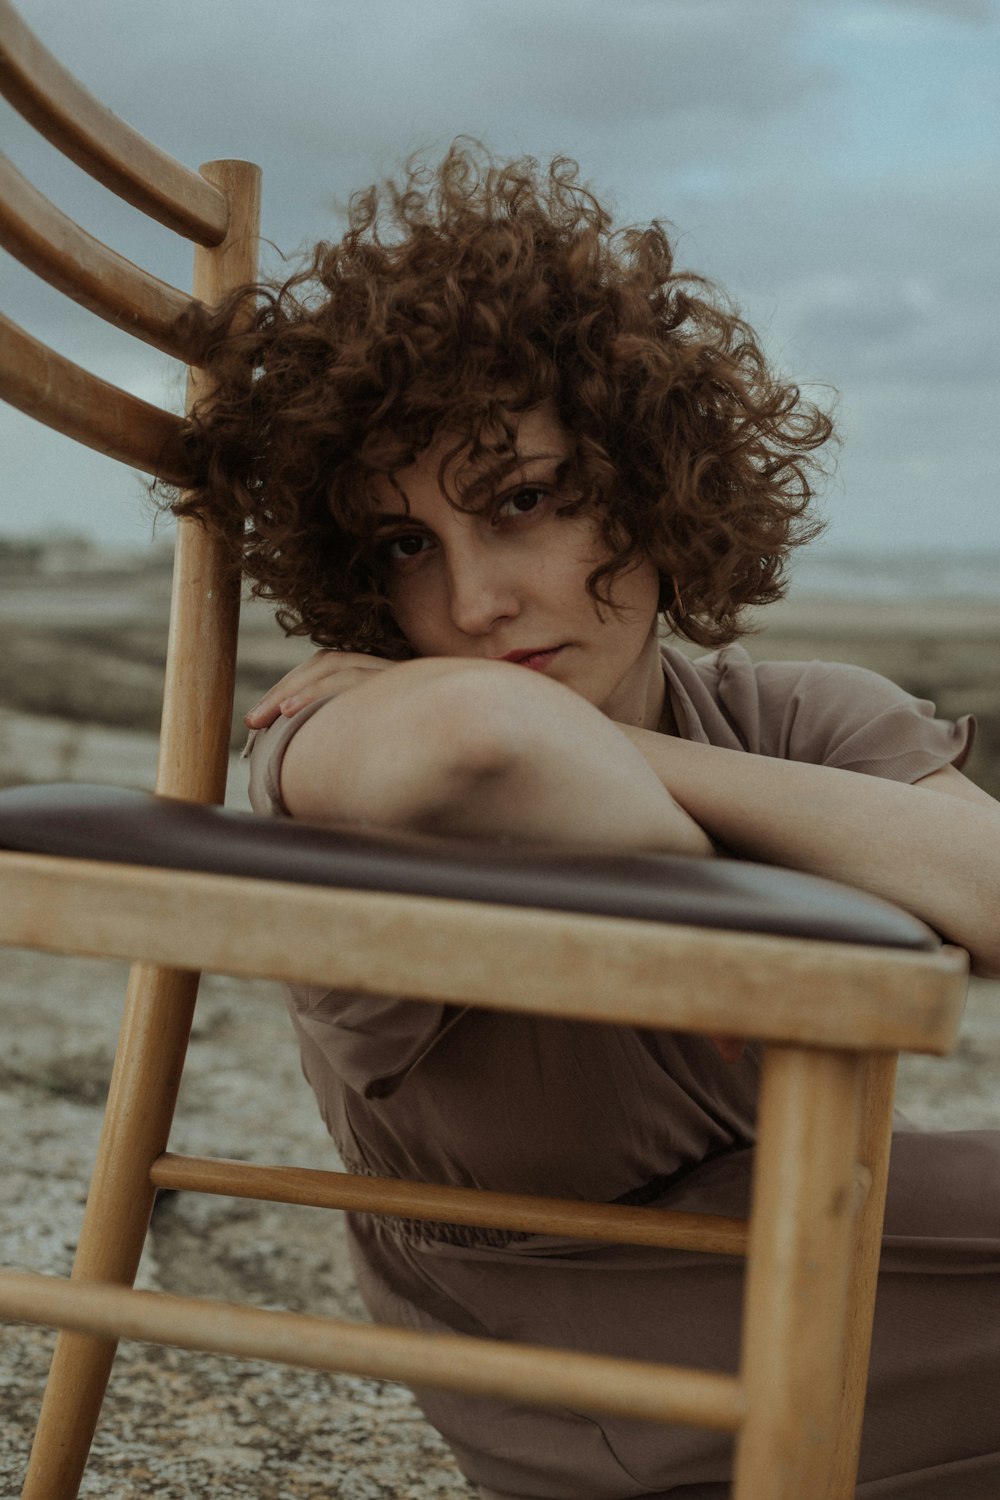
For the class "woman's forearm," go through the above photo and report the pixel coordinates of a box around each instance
[280,659,714,856]
[619,726,1000,972]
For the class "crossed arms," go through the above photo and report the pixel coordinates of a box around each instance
[247,652,1000,977]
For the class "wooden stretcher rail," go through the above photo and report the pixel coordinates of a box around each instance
[0,314,192,482]
[0,1270,746,1430]
[150,1153,752,1255]
[0,852,968,1052]
[0,0,228,244]
[0,152,205,360]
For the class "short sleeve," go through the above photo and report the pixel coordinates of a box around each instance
[243,694,338,819]
[706,647,975,781]
[243,696,466,1101]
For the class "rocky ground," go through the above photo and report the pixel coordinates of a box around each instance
[0,946,476,1499]
[1,566,998,1496]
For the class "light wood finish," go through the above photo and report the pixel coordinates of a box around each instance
[150,1153,752,1255]
[827,1052,899,1498]
[19,159,261,1500]
[0,312,190,481]
[0,0,228,244]
[733,1047,867,1499]
[0,852,968,1055]
[1,1270,747,1432]
[0,152,204,359]
[19,965,201,1500]
[157,161,262,805]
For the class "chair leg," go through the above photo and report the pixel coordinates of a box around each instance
[21,962,200,1500]
[732,1045,867,1500]
[826,1052,898,1499]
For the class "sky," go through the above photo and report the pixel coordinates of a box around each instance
[2,0,998,558]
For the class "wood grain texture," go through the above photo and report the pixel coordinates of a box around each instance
[827,1052,899,1498]
[0,1271,747,1431]
[0,0,228,243]
[150,1153,751,1255]
[734,1047,867,1499]
[0,853,968,1053]
[156,159,262,806]
[0,312,191,481]
[17,965,201,1500]
[0,151,204,359]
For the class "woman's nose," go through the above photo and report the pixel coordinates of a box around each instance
[445,542,520,636]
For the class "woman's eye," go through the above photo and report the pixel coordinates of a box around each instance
[495,487,547,520]
[382,533,431,563]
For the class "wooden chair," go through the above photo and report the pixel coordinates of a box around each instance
[0,4,968,1496]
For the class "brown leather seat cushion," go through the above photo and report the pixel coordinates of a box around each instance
[0,782,936,950]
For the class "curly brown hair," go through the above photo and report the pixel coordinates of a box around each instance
[168,141,832,653]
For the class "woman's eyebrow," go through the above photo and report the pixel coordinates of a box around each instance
[371,452,566,527]
[372,512,414,527]
[471,450,565,487]
[510,450,563,465]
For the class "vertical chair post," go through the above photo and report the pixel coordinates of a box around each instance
[20,159,261,1500]
[827,1051,898,1498]
[733,1044,867,1500]
[19,964,201,1500]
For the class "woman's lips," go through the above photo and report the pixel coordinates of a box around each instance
[502,646,565,672]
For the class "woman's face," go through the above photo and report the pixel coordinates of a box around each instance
[370,405,665,729]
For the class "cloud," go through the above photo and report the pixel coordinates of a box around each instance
[785,273,998,385]
[867,0,996,24]
[3,0,997,554]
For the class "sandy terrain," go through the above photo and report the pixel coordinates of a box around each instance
[1,566,997,1497]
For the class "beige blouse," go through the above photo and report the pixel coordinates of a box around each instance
[247,643,973,1205]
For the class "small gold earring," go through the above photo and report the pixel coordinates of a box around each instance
[660,576,686,619]
[672,577,686,619]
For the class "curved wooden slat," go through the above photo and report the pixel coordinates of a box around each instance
[0,313,193,483]
[0,0,229,244]
[0,152,206,361]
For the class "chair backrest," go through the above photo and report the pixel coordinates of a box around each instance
[0,0,260,808]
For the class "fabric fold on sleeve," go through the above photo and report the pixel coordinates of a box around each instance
[246,694,339,818]
[246,694,470,1100]
[671,645,976,782]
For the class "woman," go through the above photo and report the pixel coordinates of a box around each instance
[172,145,1000,1499]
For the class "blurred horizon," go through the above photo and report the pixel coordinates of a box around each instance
[3,527,998,600]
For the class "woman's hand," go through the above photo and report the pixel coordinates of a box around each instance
[244,649,400,729]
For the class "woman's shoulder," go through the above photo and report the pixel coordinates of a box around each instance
[659,642,973,778]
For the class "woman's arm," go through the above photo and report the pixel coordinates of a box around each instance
[618,726,1000,976]
[267,657,748,1057]
[277,657,714,858]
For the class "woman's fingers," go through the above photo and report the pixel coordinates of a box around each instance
[244,651,395,728]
